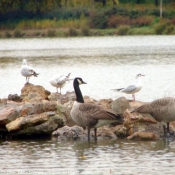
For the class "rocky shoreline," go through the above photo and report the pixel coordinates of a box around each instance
[0,83,174,141]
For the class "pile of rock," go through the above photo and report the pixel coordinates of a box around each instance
[0,83,174,140]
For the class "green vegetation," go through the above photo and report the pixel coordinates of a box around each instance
[0,0,175,37]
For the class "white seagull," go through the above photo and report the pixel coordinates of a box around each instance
[50,73,71,94]
[112,73,145,101]
[21,59,39,84]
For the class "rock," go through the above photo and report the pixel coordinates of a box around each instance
[21,83,51,102]
[48,91,76,104]
[112,125,128,137]
[94,126,117,139]
[0,106,19,126]
[20,101,57,116]
[8,94,22,102]
[52,125,117,140]
[6,112,55,132]
[111,97,130,114]
[127,132,158,140]
[52,125,87,140]
[10,115,64,137]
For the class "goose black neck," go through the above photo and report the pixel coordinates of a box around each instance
[74,81,84,103]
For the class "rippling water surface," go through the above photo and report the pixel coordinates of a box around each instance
[1,138,175,174]
[1,36,175,174]
[0,36,175,101]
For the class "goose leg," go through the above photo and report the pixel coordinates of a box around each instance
[87,127,91,140]
[163,125,166,137]
[167,122,170,133]
[94,128,97,140]
[167,122,174,135]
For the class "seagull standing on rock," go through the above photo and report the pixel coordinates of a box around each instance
[21,59,39,84]
[50,73,72,94]
[112,73,145,101]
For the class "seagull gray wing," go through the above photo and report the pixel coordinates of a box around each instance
[121,84,137,93]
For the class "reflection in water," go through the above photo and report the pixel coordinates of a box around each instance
[0,138,175,174]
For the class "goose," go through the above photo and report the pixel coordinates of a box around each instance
[50,73,71,94]
[21,59,39,84]
[131,97,175,137]
[112,73,145,101]
[70,77,124,140]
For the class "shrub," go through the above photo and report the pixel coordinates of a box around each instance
[131,16,154,27]
[89,11,107,29]
[5,31,12,38]
[153,21,169,34]
[47,29,57,37]
[107,15,130,28]
[164,24,174,34]
[81,26,90,36]
[68,28,78,36]
[14,29,23,37]
[117,25,130,35]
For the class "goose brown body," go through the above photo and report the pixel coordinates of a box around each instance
[132,97,175,136]
[70,77,123,140]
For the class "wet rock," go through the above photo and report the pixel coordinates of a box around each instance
[8,94,22,102]
[21,83,51,102]
[10,115,64,137]
[127,132,158,140]
[0,106,19,126]
[111,97,130,114]
[94,126,117,139]
[52,125,117,140]
[6,112,55,132]
[112,125,128,137]
[52,125,87,140]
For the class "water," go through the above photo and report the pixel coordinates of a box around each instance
[0,138,175,174]
[1,36,175,174]
[0,36,175,101]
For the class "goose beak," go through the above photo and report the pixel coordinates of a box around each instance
[82,81,87,84]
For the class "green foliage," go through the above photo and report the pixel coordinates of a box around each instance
[68,28,78,36]
[81,26,90,36]
[14,29,23,37]
[47,29,57,37]
[116,25,130,35]
[5,31,12,38]
[153,21,167,34]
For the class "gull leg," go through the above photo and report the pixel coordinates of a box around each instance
[60,88,61,94]
[132,94,135,101]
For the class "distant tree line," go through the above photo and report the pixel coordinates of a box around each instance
[0,0,174,23]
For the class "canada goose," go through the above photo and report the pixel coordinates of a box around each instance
[50,73,71,94]
[70,77,123,140]
[112,73,145,101]
[131,97,175,137]
[21,59,39,83]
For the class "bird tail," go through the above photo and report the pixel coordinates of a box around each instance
[33,72,39,77]
[66,73,71,78]
[111,88,124,91]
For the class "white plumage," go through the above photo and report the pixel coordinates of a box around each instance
[112,73,145,101]
[50,73,71,94]
[20,59,39,83]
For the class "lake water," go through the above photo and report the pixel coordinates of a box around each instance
[0,36,175,174]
